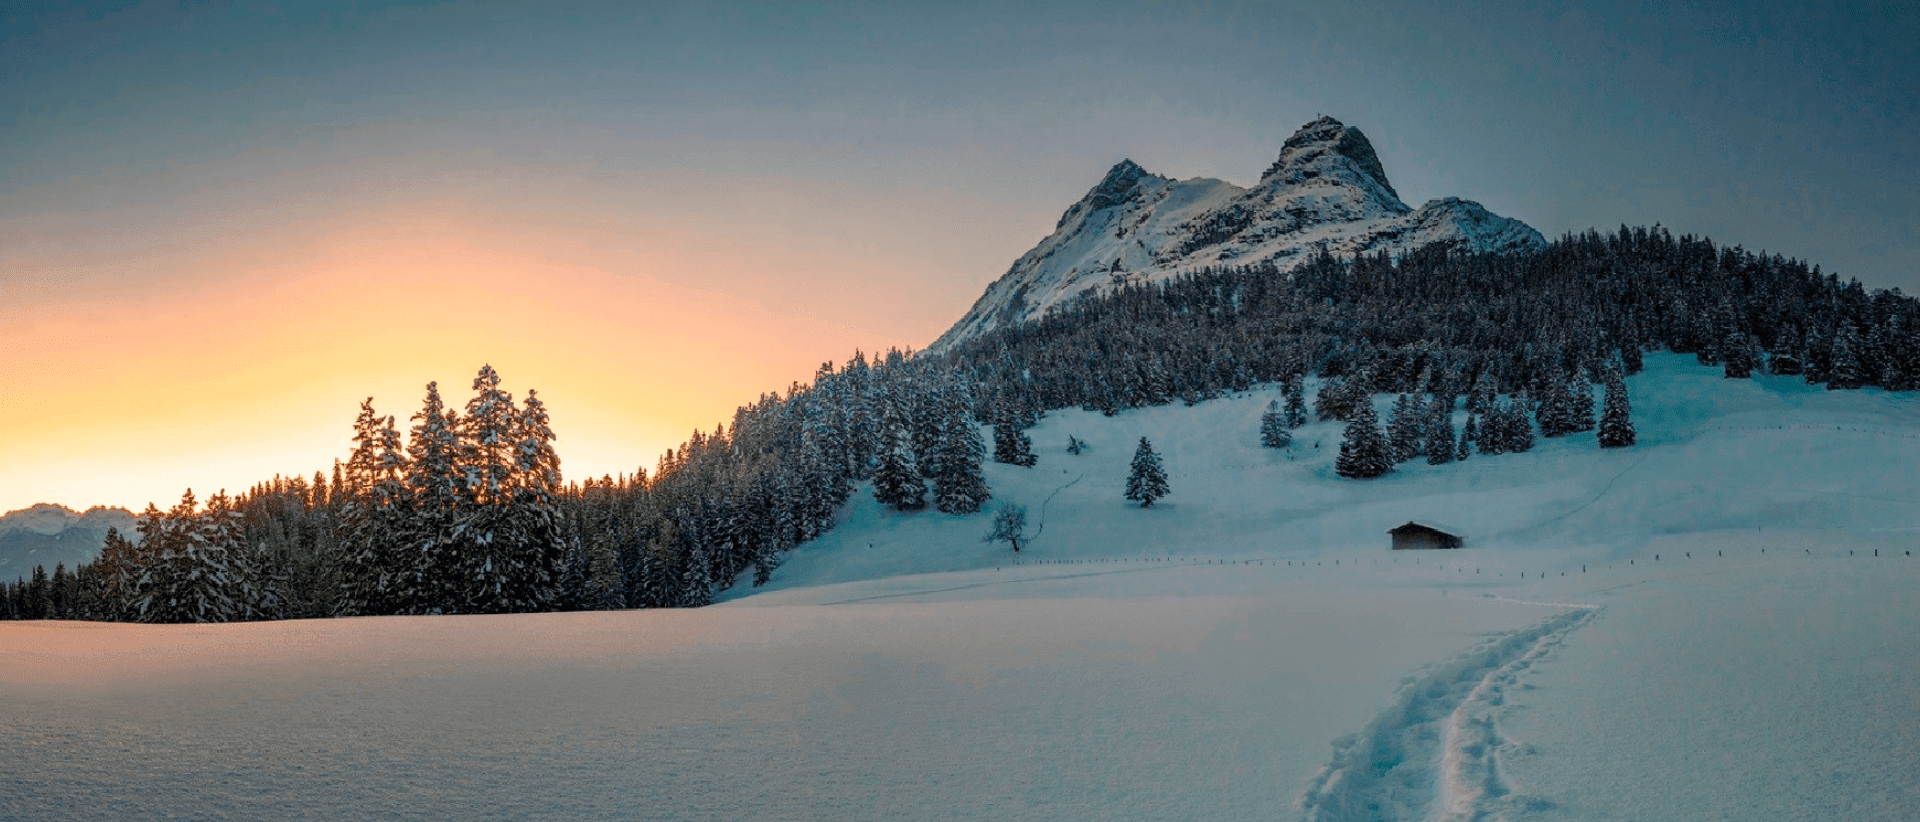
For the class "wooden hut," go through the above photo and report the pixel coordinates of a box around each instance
[1389,521,1464,550]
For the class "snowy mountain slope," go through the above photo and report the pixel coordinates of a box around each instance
[0,503,135,577]
[737,353,1920,598]
[932,117,1546,350]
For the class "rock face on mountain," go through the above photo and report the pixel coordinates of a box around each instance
[932,117,1545,350]
[0,503,136,577]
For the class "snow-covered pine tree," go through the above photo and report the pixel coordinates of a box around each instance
[1335,396,1392,479]
[1124,437,1170,507]
[1803,325,1834,385]
[1283,375,1308,428]
[503,388,566,612]
[91,526,143,621]
[911,376,945,479]
[1260,400,1292,448]
[1568,373,1596,432]
[1536,378,1572,438]
[871,394,927,510]
[1456,415,1475,462]
[1882,318,1920,391]
[131,490,237,623]
[201,490,262,620]
[1620,338,1644,376]
[405,382,461,613]
[1427,404,1456,466]
[992,409,1038,466]
[1829,322,1865,390]
[1468,371,1497,416]
[1475,405,1505,456]
[455,364,520,613]
[1508,395,1536,453]
[1598,365,1636,448]
[1385,393,1422,462]
[1722,329,1756,379]
[933,382,991,515]
[340,399,408,616]
[1313,375,1350,421]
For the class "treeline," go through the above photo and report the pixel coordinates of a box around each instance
[4,225,1916,621]
[0,355,997,622]
[942,225,1917,420]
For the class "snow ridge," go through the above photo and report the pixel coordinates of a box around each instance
[932,117,1545,351]
[1297,604,1598,822]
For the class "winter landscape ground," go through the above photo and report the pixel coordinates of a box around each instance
[3,352,1916,820]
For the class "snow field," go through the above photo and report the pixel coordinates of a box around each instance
[4,353,1918,820]
[3,566,1568,821]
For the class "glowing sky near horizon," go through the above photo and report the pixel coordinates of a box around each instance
[3,0,1915,514]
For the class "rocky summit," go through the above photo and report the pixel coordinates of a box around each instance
[932,117,1545,350]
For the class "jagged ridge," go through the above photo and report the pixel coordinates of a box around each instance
[933,117,1545,351]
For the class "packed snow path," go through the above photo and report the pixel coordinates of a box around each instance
[1299,603,1598,822]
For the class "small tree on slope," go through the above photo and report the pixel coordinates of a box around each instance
[1599,367,1636,448]
[992,410,1038,467]
[1125,438,1170,508]
[1283,375,1308,428]
[983,503,1028,552]
[1260,400,1292,448]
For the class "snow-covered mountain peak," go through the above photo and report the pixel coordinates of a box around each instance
[932,117,1546,351]
[1260,116,1400,203]
[0,504,83,537]
[1088,158,1154,206]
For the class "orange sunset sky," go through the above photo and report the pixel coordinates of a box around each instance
[5,1,1914,514]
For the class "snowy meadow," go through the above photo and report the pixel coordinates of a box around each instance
[5,354,1918,821]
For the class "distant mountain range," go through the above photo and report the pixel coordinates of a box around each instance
[933,116,1544,350]
[0,503,135,579]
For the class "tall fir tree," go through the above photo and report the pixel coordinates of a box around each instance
[1533,377,1567,439]
[405,382,461,613]
[1385,393,1422,462]
[871,393,927,510]
[454,364,521,613]
[1426,404,1456,466]
[933,383,991,515]
[1598,366,1637,448]
[1722,329,1756,379]
[1507,396,1536,453]
[1335,397,1392,479]
[1124,437,1170,507]
[339,399,409,616]
[1568,373,1596,432]
[992,409,1038,466]
[1828,322,1865,390]
[502,388,566,612]
[1283,375,1308,428]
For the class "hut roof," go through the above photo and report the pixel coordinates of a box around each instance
[1387,520,1466,538]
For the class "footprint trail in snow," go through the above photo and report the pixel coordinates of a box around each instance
[1298,603,1599,822]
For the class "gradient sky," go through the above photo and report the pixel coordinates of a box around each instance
[3,0,1915,514]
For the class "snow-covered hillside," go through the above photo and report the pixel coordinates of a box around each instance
[4,355,1916,821]
[932,117,1545,350]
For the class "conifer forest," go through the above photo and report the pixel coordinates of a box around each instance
[5,226,1917,622]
